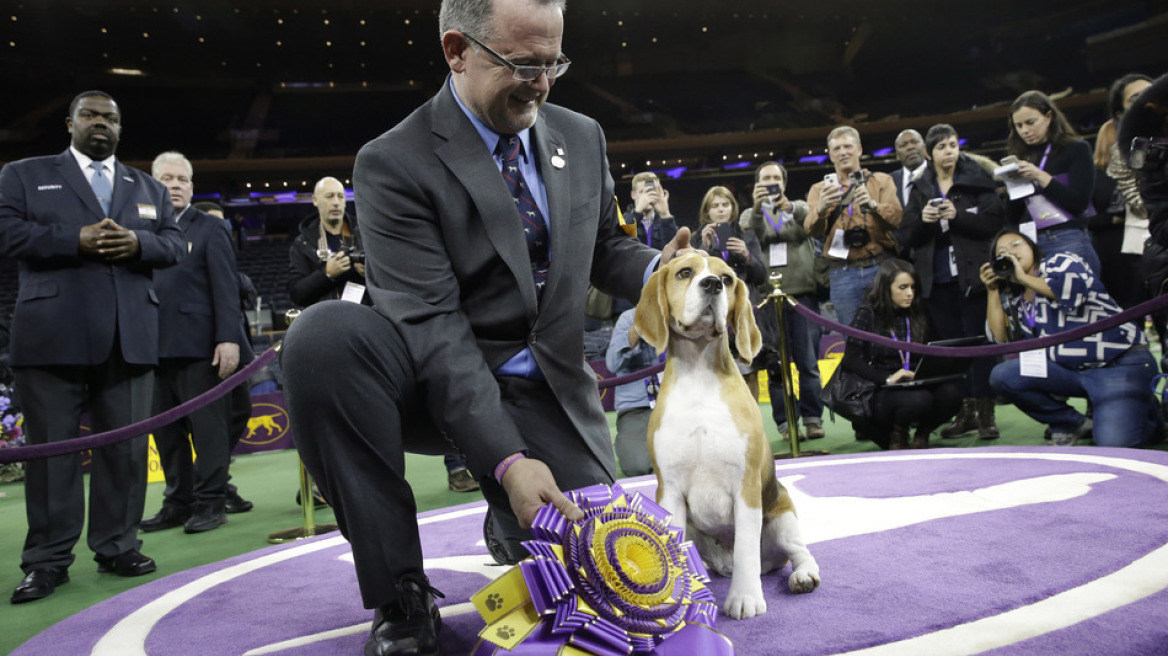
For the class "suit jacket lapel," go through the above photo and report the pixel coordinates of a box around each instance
[432,82,538,315]
[55,150,106,220]
[109,161,136,220]
[531,118,569,306]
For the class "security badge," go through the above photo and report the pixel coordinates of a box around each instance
[137,203,158,220]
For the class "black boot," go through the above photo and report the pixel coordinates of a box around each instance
[940,398,977,438]
[888,425,909,450]
[366,574,445,656]
[976,397,1000,440]
[911,426,931,449]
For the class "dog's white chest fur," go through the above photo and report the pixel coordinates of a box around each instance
[652,366,749,522]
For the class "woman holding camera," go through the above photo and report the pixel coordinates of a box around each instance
[693,185,768,396]
[1004,90,1103,277]
[901,124,1006,440]
[839,259,962,450]
[984,229,1158,447]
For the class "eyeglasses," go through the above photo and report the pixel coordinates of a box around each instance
[462,33,570,82]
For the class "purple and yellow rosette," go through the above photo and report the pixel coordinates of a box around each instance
[470,483,734,655]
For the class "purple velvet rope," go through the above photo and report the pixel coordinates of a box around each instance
[592,292,1168,390]
[0,348,279,465]
[788,292,1168,357]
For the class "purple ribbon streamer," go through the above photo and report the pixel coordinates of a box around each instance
[0,348,279,465]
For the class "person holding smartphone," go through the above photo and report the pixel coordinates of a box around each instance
[900,124,1006,441]
[692,185,768,397]
[805,126,903,327]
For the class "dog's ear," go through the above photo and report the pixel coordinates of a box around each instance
[634,266,670,351]
[731,276,762,364]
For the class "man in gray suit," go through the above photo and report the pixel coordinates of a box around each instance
[0,91,186,604]
[280,0,689,653]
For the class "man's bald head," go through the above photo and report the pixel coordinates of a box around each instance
[312,177,348,228]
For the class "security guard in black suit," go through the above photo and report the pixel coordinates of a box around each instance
[0,91,186,604]
[142,151,247,536]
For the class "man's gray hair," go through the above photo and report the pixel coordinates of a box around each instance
[827,125,862,148]
[151,151,192,179]
[439,0,566,40]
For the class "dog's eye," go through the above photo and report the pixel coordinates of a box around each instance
[721,275,734,287]
[676,268,693,279]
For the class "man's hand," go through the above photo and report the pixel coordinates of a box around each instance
[654,188,672,218]
[324,251,352,278]
[80,218,140,260]
[660,226,692,265]
[353,262,366,279]
[501,457,584,529]
[817,184,843,214]
[852,183,874,210]
[634,187,659,215]
[211,342,241,379]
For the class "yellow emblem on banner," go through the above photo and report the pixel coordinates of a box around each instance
[471,565,532,624]
[476,597,541,650]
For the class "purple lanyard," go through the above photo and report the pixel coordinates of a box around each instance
[711,228,729,260]
[889,318,911,370]
[1037,144,1052,171]
[762,205,787,233]
[643,220,653,249]
[1021,298,1038,330]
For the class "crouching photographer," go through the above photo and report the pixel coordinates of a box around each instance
[983,229,1159,448]
[692,185,769,397]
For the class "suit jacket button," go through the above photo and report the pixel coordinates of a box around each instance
[528,332,538,345]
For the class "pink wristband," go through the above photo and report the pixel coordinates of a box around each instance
[494,452,526,483]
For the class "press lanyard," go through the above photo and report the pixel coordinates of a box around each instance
[1021,297,1038,330]
[643,220,653,249]
[890,317,911,371]
[762,205,788,233]
[1037,144,1052,171]
[711,227,730,260]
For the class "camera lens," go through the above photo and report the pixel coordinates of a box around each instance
[992,256,1014,278]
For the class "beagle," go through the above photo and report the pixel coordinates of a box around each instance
[634,252,820,619]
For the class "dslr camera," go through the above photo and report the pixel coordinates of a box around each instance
[340,245,365,265]
[992,255,1015,278]
[843,226,871,249]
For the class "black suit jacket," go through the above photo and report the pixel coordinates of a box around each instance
[353,79,658,477]
[0,150,185,366]
[155,207,245,359]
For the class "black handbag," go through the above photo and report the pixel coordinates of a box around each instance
[822,365,876,421]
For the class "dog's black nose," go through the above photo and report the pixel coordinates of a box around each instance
[699,276,723,295]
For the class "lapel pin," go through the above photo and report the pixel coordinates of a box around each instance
[551,155,565,169]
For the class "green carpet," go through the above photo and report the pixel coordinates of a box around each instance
[0,400,1162,654]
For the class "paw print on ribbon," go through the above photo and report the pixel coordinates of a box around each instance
[485,593,504,612]
[496,625,516,640]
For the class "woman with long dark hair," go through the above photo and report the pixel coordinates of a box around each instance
[984,228,1158,447]
[839,259,962,449]
[1004,90,1102,277]
[901,123,1006,440]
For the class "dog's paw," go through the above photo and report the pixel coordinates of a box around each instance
[788,567,821,594]
[723,581,767,619]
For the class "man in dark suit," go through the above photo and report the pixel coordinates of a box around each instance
[891,129,927,259]
[141,151,246,536]
[279,0,689,653]
[0,90,186,604]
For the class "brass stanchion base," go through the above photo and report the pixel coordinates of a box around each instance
[775,449,829,460]
[267,523,339,544]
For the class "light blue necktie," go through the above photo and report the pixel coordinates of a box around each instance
[89,161,111,216]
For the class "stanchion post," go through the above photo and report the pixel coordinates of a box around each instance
[267,307,339,544]
[762,272,828,459]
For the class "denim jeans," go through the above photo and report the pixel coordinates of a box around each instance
[1037,227,1103,278]
[769,294,824,427]
[828,263,880,328]
[989,347,1158,447]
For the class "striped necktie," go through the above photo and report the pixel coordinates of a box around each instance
[495,134,550,298]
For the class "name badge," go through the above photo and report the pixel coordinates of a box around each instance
[137,204,158,220]
[1019,350,1048,378]
[341,282,366,304]
[769,242,788,267]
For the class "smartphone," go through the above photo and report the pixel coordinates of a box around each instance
[928,198,945,207]
[823,173,839,187]
[713,223,734,248]
[765,183,782,196]
[644,179,656,191]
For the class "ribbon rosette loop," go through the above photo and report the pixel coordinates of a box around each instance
[471,483,734,655]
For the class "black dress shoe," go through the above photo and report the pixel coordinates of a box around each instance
[95,550,157,577]
[141,505,192,533]
[11,568,69,604]
[184,504,227,534]
[224,489,253,514]
[365,575,445,656]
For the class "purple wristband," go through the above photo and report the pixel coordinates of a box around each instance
[494,452,526,483]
